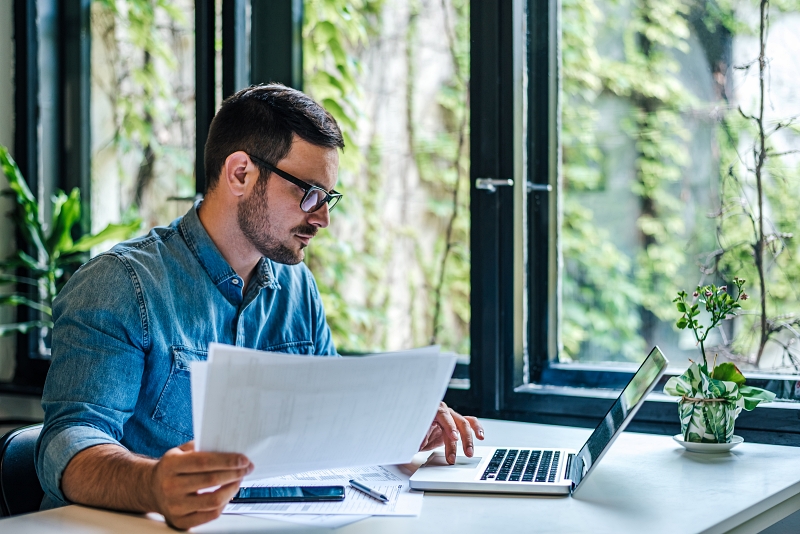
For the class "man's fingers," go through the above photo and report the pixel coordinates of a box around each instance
[187,480,242,512]
[169,451,251,474]
[452,412,475,457]
[173,467,251,494]
[167,507,227,531]
[434,403,459,464]
[177,441,195,452]
[163,479,241,525]
[419,425,443,451]
[466,416,485,440]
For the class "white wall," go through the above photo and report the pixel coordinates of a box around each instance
[0,0,16,381]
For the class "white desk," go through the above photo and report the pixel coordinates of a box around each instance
[4,419,800,533]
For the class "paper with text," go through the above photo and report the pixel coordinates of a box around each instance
[194,343,455,480]
[224,465,423,516]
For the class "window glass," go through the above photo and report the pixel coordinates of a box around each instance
[559,0,800,391]
[90,0,197,233]
[303,0,471,373]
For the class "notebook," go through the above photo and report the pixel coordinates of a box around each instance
[409,346,668,496]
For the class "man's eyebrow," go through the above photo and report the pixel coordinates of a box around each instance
[301,175,336,192]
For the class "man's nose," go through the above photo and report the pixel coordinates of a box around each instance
[308,202,330,229]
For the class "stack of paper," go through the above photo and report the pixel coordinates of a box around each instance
[191,343,456,480]
[224,464,424,527]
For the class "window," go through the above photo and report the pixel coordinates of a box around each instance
[559,0,800,382]
[480,0,800,445]
[9,0,800,446]
[302,0,472,384]
[90,0,198,232]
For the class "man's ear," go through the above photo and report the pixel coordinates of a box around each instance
[221,151,258,198]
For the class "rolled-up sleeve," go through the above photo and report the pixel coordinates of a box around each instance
[35,254,148,506]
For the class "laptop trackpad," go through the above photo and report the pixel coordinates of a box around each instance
[423,453,483,468]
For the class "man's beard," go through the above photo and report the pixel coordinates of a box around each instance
[237,181,317,265]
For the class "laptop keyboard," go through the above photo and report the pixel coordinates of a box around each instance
[480,449,561,483]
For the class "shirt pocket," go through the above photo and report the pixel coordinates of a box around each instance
[152,345,207,439]
[262,340,315,354]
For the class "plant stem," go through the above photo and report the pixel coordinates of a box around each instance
[754,0,769,365]
[431,0,468,344]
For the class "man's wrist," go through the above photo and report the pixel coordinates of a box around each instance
[137,457,161,514]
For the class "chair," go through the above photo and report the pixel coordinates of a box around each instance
[0,424,44,516]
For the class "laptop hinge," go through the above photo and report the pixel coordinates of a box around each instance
[565,453,574,482]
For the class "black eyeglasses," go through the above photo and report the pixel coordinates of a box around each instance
[248,154,342,213]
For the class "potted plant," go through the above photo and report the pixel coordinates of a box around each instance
[0,145,141,354]
[664,277,776,444]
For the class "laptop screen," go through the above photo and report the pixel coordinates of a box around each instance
[568,346,668,494]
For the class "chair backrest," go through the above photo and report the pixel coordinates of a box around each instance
[0,424,44,517]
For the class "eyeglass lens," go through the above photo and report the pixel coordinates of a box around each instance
[301,188,339,213]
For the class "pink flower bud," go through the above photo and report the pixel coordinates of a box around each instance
[705,291,713,297]
[692,291,699,297]
[741,293,749,300]
[719,285,727,291]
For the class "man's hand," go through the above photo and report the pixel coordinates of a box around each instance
[61,441,253,531]
[149,441,253,530]
[419,402,484,464]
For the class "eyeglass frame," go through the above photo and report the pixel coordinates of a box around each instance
[247,153,342,213]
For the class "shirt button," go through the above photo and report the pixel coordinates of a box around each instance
[232,278,239,285]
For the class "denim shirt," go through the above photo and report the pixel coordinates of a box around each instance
[35,201,336,506]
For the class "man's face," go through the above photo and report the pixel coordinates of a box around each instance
[237,137,339,265]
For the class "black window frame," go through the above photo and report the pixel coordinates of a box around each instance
[9,0,800,446]
[8,0,91,390]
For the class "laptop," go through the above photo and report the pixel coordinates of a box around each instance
[409,346,668,496]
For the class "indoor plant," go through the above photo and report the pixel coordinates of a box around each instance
[664,278,775,443]
[0,145,140,351]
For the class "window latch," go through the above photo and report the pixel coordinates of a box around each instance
[527,182,553,193]
[475,178,513,193]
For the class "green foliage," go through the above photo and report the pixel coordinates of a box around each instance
[92,0,195,223]
[560,0,800,370]
[673,278,747,370]
[0,146,141,337]
[304,0,471,354]
[303,0,386,352]
[700,0,800,367]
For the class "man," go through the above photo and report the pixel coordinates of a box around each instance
[35,84,483,529]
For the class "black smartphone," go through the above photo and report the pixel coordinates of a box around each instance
[231,486,346,503]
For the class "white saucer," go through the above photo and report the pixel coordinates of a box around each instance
[673,434,744,453]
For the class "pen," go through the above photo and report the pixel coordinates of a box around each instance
[349,479,389,503]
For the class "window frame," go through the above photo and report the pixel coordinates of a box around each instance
[10,0,799,446]
[8,0,91,389]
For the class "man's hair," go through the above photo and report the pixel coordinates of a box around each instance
[203,83,344,193]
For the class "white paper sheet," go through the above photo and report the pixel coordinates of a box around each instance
[195,343,455,480]
[223,465,423,516]
[238,513,368,528]
[190,360,207,445]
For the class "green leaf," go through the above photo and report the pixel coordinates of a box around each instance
[0,295,53,316]
[64,220,142,254]
[0,273,41,287]
[46,188,81,258]
[0,320,52,336]
[0,145,47,257]
[739,386,776,411]
[676,317,688,329]
[676,301,687,312]
[711,362,746,386]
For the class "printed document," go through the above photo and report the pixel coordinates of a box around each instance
[224,465,423,516]
[191,343,455,480]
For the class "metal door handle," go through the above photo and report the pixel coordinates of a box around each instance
[527,182,552,192]
[475,178,513,193]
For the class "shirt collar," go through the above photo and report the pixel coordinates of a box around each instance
[179,200,280,291]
